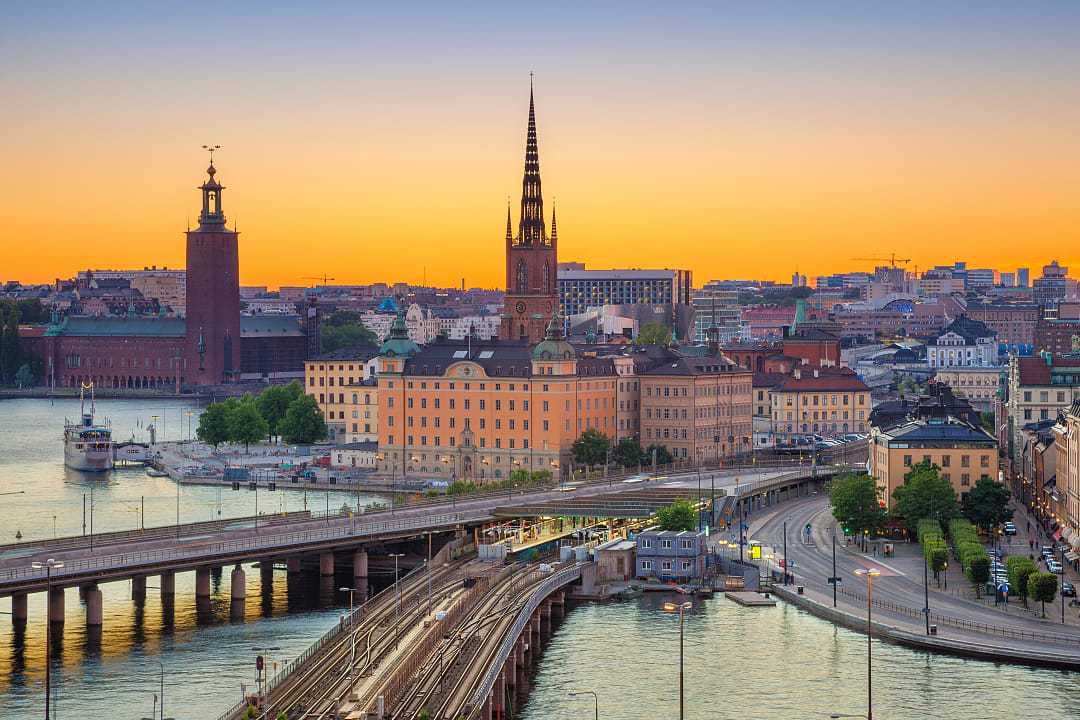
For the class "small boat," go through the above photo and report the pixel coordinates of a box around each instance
[145,467,169,478]
[64,383,113,472]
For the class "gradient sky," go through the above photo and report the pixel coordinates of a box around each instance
[2,2,1079,289]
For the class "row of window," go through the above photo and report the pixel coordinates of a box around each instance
[903,454,991,468]
[640,537,696,550]
[776,410,866,421]
[640,560,693,572]
[318,392,374,405]
[775,394,866,406]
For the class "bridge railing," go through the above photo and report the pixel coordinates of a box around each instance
[0,512,476,586]
[468,564,583,712]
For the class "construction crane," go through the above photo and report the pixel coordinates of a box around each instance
[302,275,336,285]
[852,254,911,268]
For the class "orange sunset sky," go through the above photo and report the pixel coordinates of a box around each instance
[2,3,1078,289]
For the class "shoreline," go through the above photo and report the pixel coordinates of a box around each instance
[771,585,1080,671]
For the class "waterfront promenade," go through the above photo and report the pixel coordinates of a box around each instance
[752,496,1080,668]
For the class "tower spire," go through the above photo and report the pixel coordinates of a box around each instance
[517,74,546,246]
[550,199,558,244]
[505,197,513,243]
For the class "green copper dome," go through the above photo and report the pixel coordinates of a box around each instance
[379,305,418,358]
[532,311,575,361]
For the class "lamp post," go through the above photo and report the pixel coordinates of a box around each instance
[32,558,64,720]
[568,690,599,720]
[853,568,880,720]
[662,601,692,720]
[389,552,405,648]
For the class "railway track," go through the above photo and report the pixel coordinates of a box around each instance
[234,557,470,720]
[388,565,564,720]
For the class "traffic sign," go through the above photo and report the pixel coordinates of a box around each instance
[827,576,842,585]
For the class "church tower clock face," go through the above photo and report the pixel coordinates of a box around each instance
[516,301,527,314]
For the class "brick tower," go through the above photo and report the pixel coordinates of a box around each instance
[185,150,241,385]
[500,79,558,343]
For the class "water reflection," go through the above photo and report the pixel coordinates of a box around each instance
[0,561,392,718]
[521,594,1080,720]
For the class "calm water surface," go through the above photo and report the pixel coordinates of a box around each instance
[2,399,1079,719]
[522,594,1080,720]
[0,398,389,719]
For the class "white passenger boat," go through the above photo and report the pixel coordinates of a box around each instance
[64,383,113,472]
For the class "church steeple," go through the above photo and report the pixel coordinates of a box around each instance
[550,200,558,245]
[517,75,546,246]
[505,199,513,244]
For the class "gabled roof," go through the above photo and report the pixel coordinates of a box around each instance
[882,419,996,445]
[313,345,380,362]
[932,315,995,344]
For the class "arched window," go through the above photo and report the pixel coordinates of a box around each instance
[516,260,528,294]
[542,262,550,293]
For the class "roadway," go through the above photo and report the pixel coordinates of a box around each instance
[752,496,1080,653]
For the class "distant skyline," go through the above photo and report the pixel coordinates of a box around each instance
[3,2,1079,288]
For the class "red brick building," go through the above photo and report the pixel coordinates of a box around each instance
[20,158,313,389]
[501,83,558,343]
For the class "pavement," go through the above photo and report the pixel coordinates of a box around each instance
[749,495,1080,658]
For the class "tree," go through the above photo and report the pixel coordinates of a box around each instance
[612,437,645,468]
[961,477,1013,532]
[891,461,959,531]
[228,395,269,452]
[196,402,231,448]
[829,473,886,538]
[278,395,328,445]
[1005,555,1038,605]
[966,556,990,597]
[636,322,672,346]
[16,298,47,324]
[320,310,379,352]
[656,499,697,532]
[14,363,33,389]
[0,303,21,385]
[571,428,610,467]
[257,381,304,440]
[1029,571,1059,617]
[644,444,674,467]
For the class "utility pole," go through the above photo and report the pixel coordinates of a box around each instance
[832,531,838,608]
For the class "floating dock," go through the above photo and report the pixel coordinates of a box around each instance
[725,591,777,607]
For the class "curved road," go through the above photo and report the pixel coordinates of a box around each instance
[753,496,1080,650]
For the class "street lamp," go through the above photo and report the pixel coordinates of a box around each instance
[339,586,356,614]
[389,552,405,647]
[568,690,599,720]
[662,601,693,720]
[32,558,64,720]
[853,568,880,720]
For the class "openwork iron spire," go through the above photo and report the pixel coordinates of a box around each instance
[517,75,547,246]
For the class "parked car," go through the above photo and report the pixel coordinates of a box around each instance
[1003,522,1017,536]
[1048,560,1064,574]
[1062,581,1077,598]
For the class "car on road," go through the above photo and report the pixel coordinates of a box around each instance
[1048,560,1064,574]
[1003,522,1017,536]
[1062,581,1077,597]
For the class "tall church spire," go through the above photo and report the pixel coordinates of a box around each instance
[550,200,558,244]
[505,199,513,243]
[517,74,546,246]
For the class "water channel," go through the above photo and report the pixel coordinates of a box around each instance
[0,398,1077,719]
